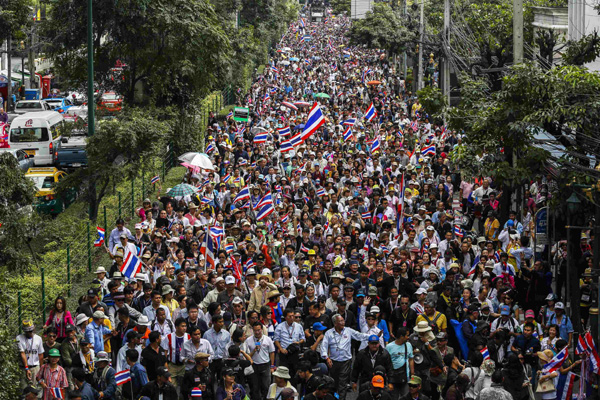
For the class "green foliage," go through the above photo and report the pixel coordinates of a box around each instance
[331,0,351,14]
[44,0,232,107]
[416,86,447,120]
[562,32,600,66]
[0,324,21,399]
[57,108,169,220]
[0,0,32,39]
[348,3,417,56]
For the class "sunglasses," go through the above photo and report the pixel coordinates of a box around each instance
[408,384,419,388]
[400,302,409,305]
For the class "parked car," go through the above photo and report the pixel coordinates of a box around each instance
[55,132,87,168]
[43,97,75,114]
[14,100,52,115]
[97,91,123,113]
[0,148,35,171]
[25,167,77,215]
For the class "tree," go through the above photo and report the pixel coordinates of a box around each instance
[58,109,169,221]
[0,0,32,40]
[416,86,447,122]
[331,0,351,15]
[0,153,41,273]
[44,0,232,106]
[348,3,417,56]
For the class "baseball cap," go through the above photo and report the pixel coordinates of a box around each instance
[22,319,35,332]
[156,366,172,378]
[312,322,327,331]
[371,375,385,388]
[525,309,535,319]
[48,348,61,357]
[368,334,380,343]
[555,302,565,309]
[225,276,236,285]
[500,305,510,316]
[415,288,427,295]
[409,375,422,385]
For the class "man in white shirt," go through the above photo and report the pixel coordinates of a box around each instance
[245,322,276,399]
[17,320,45,390]
[112,233,138,258]
[182,326,214,370]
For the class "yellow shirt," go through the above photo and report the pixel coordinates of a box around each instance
[416,311,448,332]
[88,318,113,353]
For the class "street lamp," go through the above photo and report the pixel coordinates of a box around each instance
[566,192,581,215]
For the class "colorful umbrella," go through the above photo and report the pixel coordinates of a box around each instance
[367,80,381,85]
[282,101,298,110]
[167,184,199,198]
[314,93,330,98]
[294,101,311,107]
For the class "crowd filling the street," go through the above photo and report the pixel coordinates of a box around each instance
[13,8,600,400]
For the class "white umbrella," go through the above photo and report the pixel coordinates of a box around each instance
[282,47,292,52]
[178,152,199,163]
[180,152,214,170]
[280,60,291,66]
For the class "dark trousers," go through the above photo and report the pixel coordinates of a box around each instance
[251,362,271,400]
[278,350,300,379]
[330,360,352,400]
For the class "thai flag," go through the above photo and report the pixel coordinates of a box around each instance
[289,133,304,147]
[557,372,575,400]
[467,255,481,277]
[94,227,105,247]
[381,245,390,254]
[280,140,293,153]
[201,196,212,204]
[205,142,215,154]
[51,388,65,399]
[226,110,233,119]
[480,347,490,360]
[257,201,274,221]
[585,331,600,373]
[282,101,298,111]
[298,103,325,143]
[421,145,436,157]
[454,225,464,238]
[304,196,310,204]
[271,66,278,73]
[259,192,274,207]
[264,93,270,101]
[317,188,326,197]
[245,258,256,271]
[337,91,345,98]
[234,186,250,203]
[239,158,248,166]
[223,174,232,183]
[363,237,370,252]
[343,126,354,142]
[237,126,246,136]
[200,229,215,270]
[270,87,278,94]
[120,253,142,279]
[323,220,329,231]
[300,17,305,27]
[577,335,588,355]
[234,176,241,184]
[151,175,160,184]
[493,250,501,262]
[191,388,203,398]
[225,243,234,255]
[343,118,356,126]
[300,243,310,253]
[332,63,338,72]
[411,121,419,132]
[278,126,291,136]
[542,347,568,374]
[254,133,268,144]
[210,225,224,242]
[361,211,372,220]
[370,136,381,153]
[364,102,377,122]
[115,369,131,386]
[299,36,305,44]
[281,213,289,224]
[251,161,257,168]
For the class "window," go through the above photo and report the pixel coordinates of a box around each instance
[10,128,49,142]
[16,102,42,110]
[50,123,62,140]
[29,176,54,189]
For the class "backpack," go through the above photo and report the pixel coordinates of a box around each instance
[421,312,442,334]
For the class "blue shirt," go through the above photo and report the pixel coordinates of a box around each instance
[85,321,112,353]
[386,341,413,376]
[548,313,573,342]
[321,327,370,362]
[203,328,231,360]
[273,322,305,349]
[130,362,149,394]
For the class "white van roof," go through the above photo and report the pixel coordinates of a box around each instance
[10,111,64,127]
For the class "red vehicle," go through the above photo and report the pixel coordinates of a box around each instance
[97,92,123,113]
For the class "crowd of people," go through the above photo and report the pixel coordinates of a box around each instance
[16,8,600,400]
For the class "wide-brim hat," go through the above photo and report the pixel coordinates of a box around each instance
[273,366,291,379]
[267,290,281,299]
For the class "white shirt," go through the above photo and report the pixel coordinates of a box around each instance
[182,339,214,370]
[17,334,44,367]
[244,334,275,365]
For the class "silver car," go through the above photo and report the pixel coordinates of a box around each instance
[0,148,35,171]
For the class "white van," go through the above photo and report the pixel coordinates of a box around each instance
[8,111,64,166]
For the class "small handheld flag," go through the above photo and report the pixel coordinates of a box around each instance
[191,387,203,398]
[115,369,132,386]
[480,347,490,360]
[51,388,65,399]
[151,175,160,185]
[364,102,377,122]
[120,253,143,279]
[94,227,106,247]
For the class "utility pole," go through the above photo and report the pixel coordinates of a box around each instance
[442,0,450,104]
[417,0,425,90]
[7,36,12,111]
[513,0,523,64]
[402,0,407,83]
[87,0,95,137]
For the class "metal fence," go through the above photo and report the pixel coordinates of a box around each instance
[6,87,232,335]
